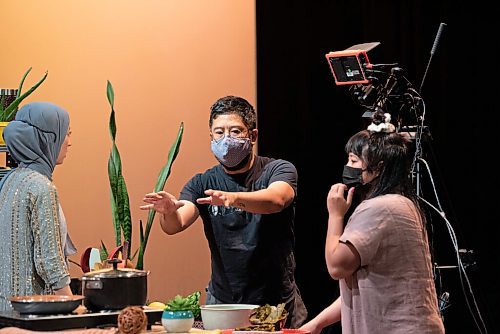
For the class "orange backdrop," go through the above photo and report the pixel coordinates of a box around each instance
[0,0,256,304]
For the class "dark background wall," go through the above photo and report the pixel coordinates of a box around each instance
[256,1,495,333]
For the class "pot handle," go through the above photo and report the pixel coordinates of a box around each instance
[107,258,121,270]
[84,278,103,290]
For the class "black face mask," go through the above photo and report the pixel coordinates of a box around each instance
[342,165,364,188]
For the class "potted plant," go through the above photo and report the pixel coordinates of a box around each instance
[102,80,184,270]
[0,68,48,145]
[162,291,201,332]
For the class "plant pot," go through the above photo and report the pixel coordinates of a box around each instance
[0,122,9,146]
[162,310,194,333]
[81,259,149,311]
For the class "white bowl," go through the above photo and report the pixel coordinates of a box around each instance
[200,304,259,330]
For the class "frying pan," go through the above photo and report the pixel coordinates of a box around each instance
[8,295,84,314]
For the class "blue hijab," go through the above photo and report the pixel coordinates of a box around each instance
[1,102,69,182]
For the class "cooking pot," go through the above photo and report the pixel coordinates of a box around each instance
[81,258,149,311]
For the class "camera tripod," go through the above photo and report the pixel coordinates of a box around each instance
[408,127,486,332]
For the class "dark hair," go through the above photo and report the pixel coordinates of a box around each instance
[346,129,424,223]
[364,131,426,225]
[363,132,415,200]
[346,130,416,199]
[345,130,370,157]
[209,96,256,130]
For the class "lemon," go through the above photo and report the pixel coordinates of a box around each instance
[148,301,167,309]
[203,330,221,334]
[191,330,221,334]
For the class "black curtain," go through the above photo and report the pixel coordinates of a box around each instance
[256,1,495,333]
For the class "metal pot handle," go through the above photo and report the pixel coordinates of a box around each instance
[84,278,103,289]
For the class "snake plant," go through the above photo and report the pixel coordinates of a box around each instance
[0,67,48,122]
[105,80,184,270]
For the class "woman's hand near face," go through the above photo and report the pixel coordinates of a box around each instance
[327,183,354,219]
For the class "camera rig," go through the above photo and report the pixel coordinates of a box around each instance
[325,42,424,133]
[325,32,488,334]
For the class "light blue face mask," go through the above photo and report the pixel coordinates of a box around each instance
[210,135,253,168]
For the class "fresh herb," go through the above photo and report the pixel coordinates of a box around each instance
[165,291,201,319]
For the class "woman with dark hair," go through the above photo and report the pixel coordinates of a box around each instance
[0,102,75,311]
[301,112,444,333]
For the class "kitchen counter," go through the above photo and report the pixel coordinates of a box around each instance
[0,326,168,333]
[0,325,198,333]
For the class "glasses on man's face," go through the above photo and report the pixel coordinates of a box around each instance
[212,128,249,140]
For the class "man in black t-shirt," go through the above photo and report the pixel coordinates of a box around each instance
[141,96,307,328]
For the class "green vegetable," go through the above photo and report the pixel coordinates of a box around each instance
[165,291,201,319]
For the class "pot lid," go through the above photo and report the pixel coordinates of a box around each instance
[82,259,148,279]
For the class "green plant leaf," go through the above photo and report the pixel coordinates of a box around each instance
[154,122,184,193]
[129,247,139,261]
[118,175,132,252]
[100,241,109,262]
[135,122,184,269]
[137,220,145,262]
[115,175,126,241]
[139,219,144,245]
[1,69,48,122]
[106,80,114,109]
[108,147,122,246]
[106,80,130,250]
[109,191,121,246]
[16,67,32,97]
[104,81,183,270]
[0,95,6,113]
[164,291,201,318]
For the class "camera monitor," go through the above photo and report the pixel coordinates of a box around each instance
[325,42,380,86]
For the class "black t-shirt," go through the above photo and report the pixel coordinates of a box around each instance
[179,156,298,305]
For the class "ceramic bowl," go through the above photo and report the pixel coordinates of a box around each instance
[162,310,194,332]
[200,304,259,330]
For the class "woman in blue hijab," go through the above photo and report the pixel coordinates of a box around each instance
[0,102,76,311]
